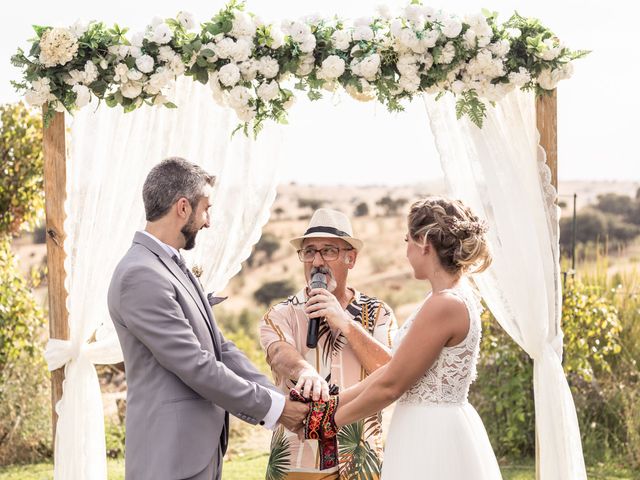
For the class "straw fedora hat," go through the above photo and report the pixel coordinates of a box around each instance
[290,208,363,251]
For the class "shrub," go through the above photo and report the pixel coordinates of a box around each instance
[253,279,296,307]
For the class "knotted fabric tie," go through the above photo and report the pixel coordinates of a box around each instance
[290,385,340,470]
[172,253,189,275]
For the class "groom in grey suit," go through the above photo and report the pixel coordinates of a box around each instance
[108,158,307,480]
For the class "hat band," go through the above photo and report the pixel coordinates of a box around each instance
[304,226,350,237]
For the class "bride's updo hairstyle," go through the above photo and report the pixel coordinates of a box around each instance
[408,196,492,275]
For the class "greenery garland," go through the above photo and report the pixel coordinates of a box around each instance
[11,1,588,135]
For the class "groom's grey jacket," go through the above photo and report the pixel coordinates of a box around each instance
[108,232,277,479]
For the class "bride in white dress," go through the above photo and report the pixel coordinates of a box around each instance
[333,196,502,479]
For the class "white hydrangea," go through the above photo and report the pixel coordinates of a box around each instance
[121,81,143,99]
[39,27,79,67]
[399,74,420,92]
[231,12,256,38]
[72,84,91,107]
[508,67,531,86]
[351,53,381,81]
[257,80,280,101]
[258,56,279,78]
[84,61,98,83]
[318,55,346,80]
[228,85,251,108]
[135,54,155,73]
[218,63,241,87]
[442,16,463,38]
[353,26,374,42]
[177,11,196,30]
[397,55,420,77]
[332,30,351,50]
[239,59,258,81]
[150,23,173,44]
[489,39,510,57]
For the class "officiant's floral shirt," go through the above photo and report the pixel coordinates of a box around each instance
[260,288,397,480]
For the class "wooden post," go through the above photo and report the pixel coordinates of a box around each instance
[535,89,558,480]
[42,110,69,445]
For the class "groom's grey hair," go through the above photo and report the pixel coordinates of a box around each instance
[143,157,216,221]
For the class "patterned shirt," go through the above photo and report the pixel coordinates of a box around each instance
[259,288,397,480]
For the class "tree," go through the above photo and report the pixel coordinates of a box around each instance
[0,103,43,236]
[253,279,296,306]
[354,201,369,217]
[254,232,281,262]
[376,195,408,216]
[298,198,324,212]
[560,208,607,252]
[273,206,285,220]
[594,193,633,217]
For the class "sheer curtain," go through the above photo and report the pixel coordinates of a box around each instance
[43,77,284,479]
[423,90,585,479]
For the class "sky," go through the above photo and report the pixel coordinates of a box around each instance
[1,0,638,185]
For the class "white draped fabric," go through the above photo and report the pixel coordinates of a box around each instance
[43,76,284,479]
[424,90,586,479]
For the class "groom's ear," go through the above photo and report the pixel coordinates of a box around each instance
[175,197,191,219]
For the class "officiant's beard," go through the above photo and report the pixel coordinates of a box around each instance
[181,215,199,250]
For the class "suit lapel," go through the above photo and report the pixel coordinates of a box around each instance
[132,232,220,355]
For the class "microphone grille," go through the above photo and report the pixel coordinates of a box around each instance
[310,272,327,289]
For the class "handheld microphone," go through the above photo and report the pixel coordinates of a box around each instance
[306,272,327,349]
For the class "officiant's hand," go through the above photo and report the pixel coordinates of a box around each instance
[295,366,330,402]
[306,288,350,333]
[279,397,309,432]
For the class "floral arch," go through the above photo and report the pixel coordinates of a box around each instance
[13,2,587,479]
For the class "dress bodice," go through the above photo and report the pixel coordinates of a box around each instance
[392,283,482,405]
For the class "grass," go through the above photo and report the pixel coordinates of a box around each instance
[0,456,635,480]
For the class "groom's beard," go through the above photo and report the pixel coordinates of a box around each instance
[180,213,200,250]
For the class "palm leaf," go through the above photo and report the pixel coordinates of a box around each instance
[266,426,291,480]
[338,421,382,480]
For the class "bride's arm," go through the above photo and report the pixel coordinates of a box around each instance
[334,295,465,427]
[339,364,387,407]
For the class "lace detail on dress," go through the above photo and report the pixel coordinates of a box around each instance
[392,284,482,405]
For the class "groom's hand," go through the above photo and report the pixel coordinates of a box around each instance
[295,367,330,401]
[279,397,309,432]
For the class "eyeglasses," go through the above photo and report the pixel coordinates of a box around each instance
[297,246,354,262]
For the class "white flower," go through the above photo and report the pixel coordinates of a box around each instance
[399,74,420,92]
[158,46,176,62]
[121,82,143,98]
[64,69,84,86]
[300,35,316,53]
[390,19,403,37]
[536,66,570,90]
[72,84,91,107]
[39,27,79,67]
[153,94,169,105]
[127,69,143,81]
[450,80,466,94]
[296,55,315,76]
[420,52,434,71]
[508,67,531,86]
[70,20,88,38]
[405,5,425,29]
[257,80,279,101]
[99,59,108,69]
[113,63,130,83]
[286,21,311,43]
[231,12,256,38]
[218,63,241,87]
[228,85,251,108]
[208,72,227,105]
[463,29,477,49]
[259,56,279,78]
[318,55,345,79]
[354,16,373,27]
[151,23,173,44]
[397,55,419,77]
[436,42,456,64]
[332,30,351,50]
[135,54,155,73]
[283,96,296,110]
[376,4,393,20]
[269,25,285,49]
[214,37,236,59]
[235,106,256,122]
[169,56,185,76]
[232,38,253,62]
[489,39,510,57]
[130,32,145,48]
[25,90,48,106]
[505,28,521,38]
[421,29,440,49]
[239,59,258,81]
[146,68,172,94]
[398,28,419,50]
[150,17,164,28]
[538,39,561,61]
[442,17,463,38]
[352,53,381,81]
[353,26,374,42]
[177,11,196,30]
[25,79,52,106]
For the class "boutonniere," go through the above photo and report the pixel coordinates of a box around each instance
[191,264,203,279]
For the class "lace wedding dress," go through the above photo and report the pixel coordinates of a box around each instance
[381,283,503,479]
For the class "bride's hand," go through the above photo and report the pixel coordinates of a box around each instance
[306,288,350,333]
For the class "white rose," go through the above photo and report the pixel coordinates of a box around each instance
[72,84,91,107]
[269,25,285,49]
[135,54,155,73]
[536,68,558,90]
[214,37,236,59]
[283,96,296,110]
[71,20,88,38]
[114,63,129,83]
[208,72,227,105]
[463,29,477,49]
[332,30,351,50]
[169,56,185,76]
[442,17,463,38]
[287,21,310,43]
[235,106,256,122]
[218,63,241,87]
[259,56,279,78]
[318,55,345,79]
[150,17,164,28]
[25,90,47,106]
[232,38,253,62]
[84,61,98,84]
[399,74,420,92]
[177,11,196,30]
[228,85,251,108]
[376,5,393,20]
[128,69,143,81]
[421,29,440,49]
[121,82,143,99]
[398,28,418,50]
[397,55,419,77]
[39,27,79,67]
[130,32,145,48]
[64,69,84,86]
[353,26,374,42]
[300,35,316,53]
[489,39,510,58]
[390,19,403,37]
[539,39,561,61]
[423,6,436,20]
[158,46,176,63]
[257,80,279,101]
[151,23,173,44]
[352,53,380,81]
[231,12,256,38]
[239,59,258,81]
[451,80,466,94]
[296,55,315,76]
[146,69,172,94]
[405,5,425,29]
